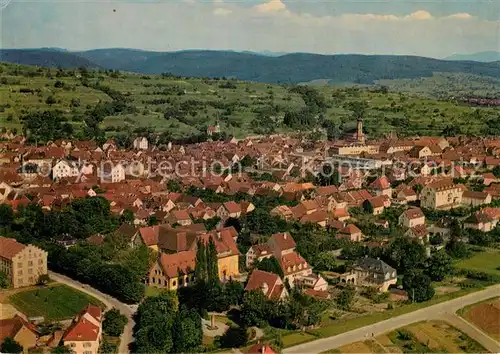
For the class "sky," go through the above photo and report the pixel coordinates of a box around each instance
[0,0,499,58]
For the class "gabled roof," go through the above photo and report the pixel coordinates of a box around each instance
[270,232,296,251]
[0,237,26,260]
[245,269,283,300]
[63,318,99,342]
[339,224,361,235]
[369,176,391,190]
[355,256,395,275]
[0,315,38,344]
[159,250,196,278]
[403,207,424,220]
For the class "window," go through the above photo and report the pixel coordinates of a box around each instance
[83,343,92,348]
[17,270,22,276]
[84,351,92,354]
[38,259,43,265]
[28,268,33,274]
[172,280,177,287]
[28,261,33,266]
[70,343,76,348]
[18,278,23,285]
[152,277,156,284]
[17,262,22,268]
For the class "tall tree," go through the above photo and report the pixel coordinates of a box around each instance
[207,238,220,284]
[0,337,23,354]
[194,240,207,283]
[403,269,435,303]
[426,250,453,281]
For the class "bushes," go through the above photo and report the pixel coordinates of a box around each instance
[103,308,128,336]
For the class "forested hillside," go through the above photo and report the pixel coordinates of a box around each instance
[1,63,499,144]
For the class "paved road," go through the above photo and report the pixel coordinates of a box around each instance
[284,284,500,354]
[49,271,135,354]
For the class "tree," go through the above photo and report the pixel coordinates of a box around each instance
[171,307,202,353]
[240,290,270,327]
[426,250,453,281]
[0,271,9,288]
[37,274,50,285]
[387,237,426,273]
[1,337,23,353]
[218,326,248,348]
[206,238,219,284]
[336,286,355,310]
[120,209,134,224]
[0,204,14,229]
[99,340,117,354]
[45,95,57,105]
[103,308,128,336]
[313,252,337,271]
[254,257,284,277]
[194,240,207,283]
[403,269,435,302]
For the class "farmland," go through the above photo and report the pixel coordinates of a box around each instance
[8,284,104,321]
[461,298,500,341]
[1,62,499,141]
[332,320,486,353]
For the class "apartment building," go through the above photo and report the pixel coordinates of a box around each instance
[0,237,48,288]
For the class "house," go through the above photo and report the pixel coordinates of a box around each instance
[464,213,498,232]
[148,251,196,290]
[364,196,385,215]
[295,273,328,291]
[399,208,425,228]
[420,179,463,210]
[207,123,221,136]
[0,237,48,288]
[246,244,273,268]
[405,224,430,244]
[167,210,193,226]
[52,160,80,179]
[133,137,149,150]
[246,342,276,354]
[396,188,417,204]
[337,224,363,242]
[100,163,125,183]
[0,315,39,351]
[280,251,312,287]
[137,225,160,251]
[244,269,288,301]
[368,176,392,197]
[338,257,397,292]
[428,217,454,239]
[223,201,242,218]
[462,191,492,207]
[62,305,102,354]
[481,173,498,186]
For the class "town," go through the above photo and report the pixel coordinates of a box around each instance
[0,120,499,353]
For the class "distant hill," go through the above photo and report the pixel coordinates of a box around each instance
[0,49,99,69]
[444,51,500,63]
[1,48,499,84]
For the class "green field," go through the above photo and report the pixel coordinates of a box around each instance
[455,249,500,276]
[9,284,104,321]
[1,62,498,139]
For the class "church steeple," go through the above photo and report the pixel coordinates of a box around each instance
[356,119,365,144]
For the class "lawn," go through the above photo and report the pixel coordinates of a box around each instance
[9,284,104,321]
[145,286,164,298]
[455,249,500,276]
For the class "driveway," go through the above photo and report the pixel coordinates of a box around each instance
[284,284,500,354]
[49,271,135,354]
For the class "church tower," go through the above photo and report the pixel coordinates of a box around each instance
[356,119,365,144]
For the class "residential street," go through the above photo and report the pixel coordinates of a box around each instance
[284,284,500,354]
[49,271,135,354]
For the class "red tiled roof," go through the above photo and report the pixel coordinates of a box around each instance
[139,225,160,246]
[280,251,308,275]
[247,343,276,354]
[223,200,241,214]
[369,176,391,190]
[245,269,282,300]
[0,237,26,260]
[339,224,361,235]
[159,251,196,278]
[270,232,296,252]
[404,207,424,219]
[0,315,38,344]
[63,318,99,342]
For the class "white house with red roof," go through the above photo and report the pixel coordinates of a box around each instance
[368,176,392,197]
[398,208,425,228]
[63,305,102,354]
[245,269,288,301]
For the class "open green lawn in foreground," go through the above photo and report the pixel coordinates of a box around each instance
[455,249,500,276]
[9,284,104,321]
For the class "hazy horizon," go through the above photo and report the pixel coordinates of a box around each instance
[1,0,499,58]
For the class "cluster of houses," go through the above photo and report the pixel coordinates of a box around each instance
[0,303,103,354]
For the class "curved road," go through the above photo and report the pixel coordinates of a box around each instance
[49,271,135,354]
[285,284,500,354]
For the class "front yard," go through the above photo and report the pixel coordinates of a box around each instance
[455,249,500,276]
